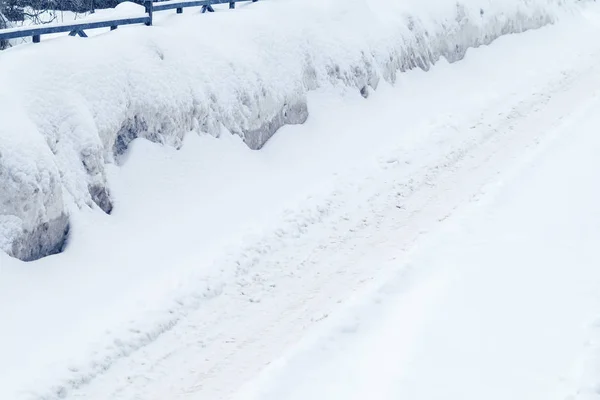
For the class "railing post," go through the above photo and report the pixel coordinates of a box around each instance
[145,0,153,26]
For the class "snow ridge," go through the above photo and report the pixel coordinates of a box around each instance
[0,0,583,261]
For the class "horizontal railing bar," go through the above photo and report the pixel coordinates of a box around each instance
[0,16,149,40]
[0,0,258,42]
[153,0,211,11]
[153,0,251,11]
[152,0,248,4]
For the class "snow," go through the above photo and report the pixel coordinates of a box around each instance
[0,104,67,260]
[235,59,600,400]
[0,0,582,260]
[2,2,600,399]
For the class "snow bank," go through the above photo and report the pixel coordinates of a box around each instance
[0,0,583,260]
[0,104,68,260]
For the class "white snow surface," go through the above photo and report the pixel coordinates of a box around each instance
[0,0,583,260]
[3,2,600,400]
[235,39,600,400]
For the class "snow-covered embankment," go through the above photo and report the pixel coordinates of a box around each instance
[0,0,581,260]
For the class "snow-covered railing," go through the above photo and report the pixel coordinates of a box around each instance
[0,0,257,45]
[153,0,257,14]
[0,14,151,42]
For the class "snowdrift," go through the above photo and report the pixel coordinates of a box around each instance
[0,0,581,260]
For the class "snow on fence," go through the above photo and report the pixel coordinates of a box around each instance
[0,0,257,44]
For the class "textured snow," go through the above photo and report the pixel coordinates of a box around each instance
[1,3,600,399]
[234,62,600,400]
[0,104,68,260]
[0,0,585,260]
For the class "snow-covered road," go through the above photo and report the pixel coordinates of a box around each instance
[3,4,600,400]
[237,42,600,400]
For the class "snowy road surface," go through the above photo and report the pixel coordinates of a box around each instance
[3,4,600,400]
[237,41,600,400]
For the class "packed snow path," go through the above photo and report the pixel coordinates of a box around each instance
[3,5,600,400]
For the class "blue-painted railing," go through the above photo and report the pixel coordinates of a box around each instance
[0,0,257,45]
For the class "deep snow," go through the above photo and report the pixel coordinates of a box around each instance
[0,0,584,260]
[235,51,600,400]
[2,3,600,399]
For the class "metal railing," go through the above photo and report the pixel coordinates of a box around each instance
[0,0,257,45]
